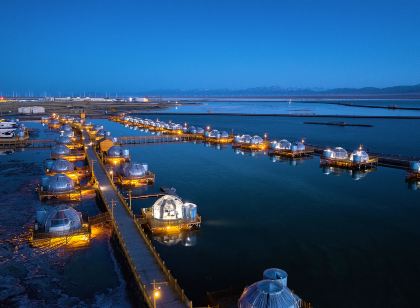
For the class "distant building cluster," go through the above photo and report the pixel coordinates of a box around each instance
[18,106,45,114]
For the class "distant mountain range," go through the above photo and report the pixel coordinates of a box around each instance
[143,83,420,97]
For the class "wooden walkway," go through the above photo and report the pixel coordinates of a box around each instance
[0,138,55,149]
[82,130,191,308]
[117,135,419,170]
[119,135,196,145]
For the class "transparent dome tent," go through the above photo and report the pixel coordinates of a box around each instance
[36,205,83,234]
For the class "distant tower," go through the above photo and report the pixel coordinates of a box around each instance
[80,109,86,119]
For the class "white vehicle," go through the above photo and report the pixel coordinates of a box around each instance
[0,120,18,129]
[0,128,16,138]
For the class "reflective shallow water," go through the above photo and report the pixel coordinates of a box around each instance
[98,118,420,307]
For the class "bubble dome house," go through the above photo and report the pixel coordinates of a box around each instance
[50,144,85,162]
[322,146,377,170]
[238,268,305,308]
[117,162,155,186]
[105,145,130,165]
[142,195,201,234]
[35,205,83,234]
[270,139,313,158]
[407,160,420,181]
[233,134,268,151]
[204,129,233,143]
[31,205,90,247]
[39,174,80,201]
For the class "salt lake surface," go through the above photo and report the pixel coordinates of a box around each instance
[147,99,420,117]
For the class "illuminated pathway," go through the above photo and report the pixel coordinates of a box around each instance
[82,130,191,308]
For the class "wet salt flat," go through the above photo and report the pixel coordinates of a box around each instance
[0,123,129,307]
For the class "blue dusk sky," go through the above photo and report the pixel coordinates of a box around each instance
[0,0,420,95]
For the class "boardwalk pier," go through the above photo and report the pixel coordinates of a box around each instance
[82,130,191,308]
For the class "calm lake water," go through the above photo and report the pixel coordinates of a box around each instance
[94,116,420,307]
[148,100,420,117]
[1,112,419,307]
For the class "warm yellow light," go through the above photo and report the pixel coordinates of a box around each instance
[154,290,160,299]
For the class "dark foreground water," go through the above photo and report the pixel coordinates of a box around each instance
[1,117,420,308]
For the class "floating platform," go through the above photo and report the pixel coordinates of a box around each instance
[204,136,234,144]
[51,151,86,162]
[0,138,30,148]
[104,156,130,166]
[232,142,270,151]
[38,188,82,201]
[141,208,201,234]
[31,225,91,248]
[320,156,378,170]
[117,172,155,187]
[269,148,314,158]
[406,172,420,181]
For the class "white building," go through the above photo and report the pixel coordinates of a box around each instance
[18,106,45,114]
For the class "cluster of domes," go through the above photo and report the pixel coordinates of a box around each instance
[234,135,264,144]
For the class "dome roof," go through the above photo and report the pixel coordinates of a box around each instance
[61,124,72,131]
[208,130,220,138]
[350,149,369,163]
[410,161,420,173]
[51,145,71,156]
[50,159,74,172]
[107,146,129,158]
[272,139,291,150]
[291,141,305,152]
[238,280,301,308]
[42,174,75,193]
[220,131,229,138]
[56,135,72,144]
[120,162,148,178]
[251,135,264,144]
[152,195,184,220]
[60,130,74,138]
[93,125,103,131]
[36,205,82,233]
[97,130,111,137]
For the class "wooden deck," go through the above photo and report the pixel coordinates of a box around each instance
[82,130,191,308]
[119,135,197,145]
